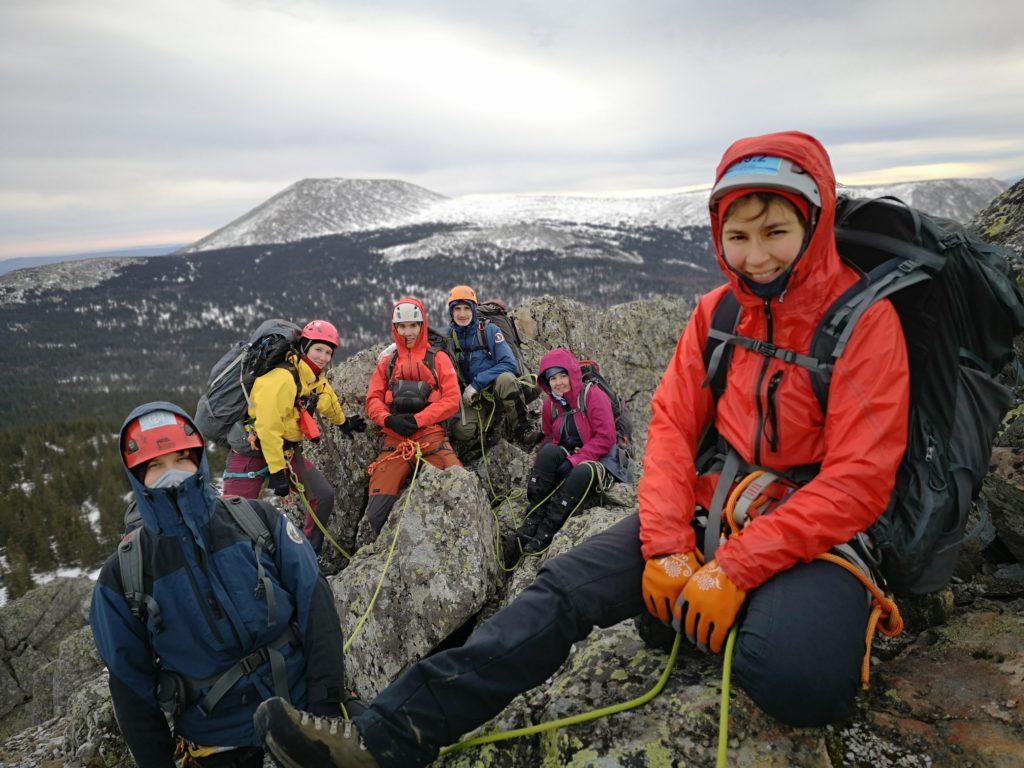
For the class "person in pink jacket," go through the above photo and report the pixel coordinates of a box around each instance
[517,348,626,553]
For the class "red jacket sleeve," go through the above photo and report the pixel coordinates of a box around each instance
[715,301,909,590]
[637,292,719,560]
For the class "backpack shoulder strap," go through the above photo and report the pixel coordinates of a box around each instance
[703,292,742,403]
[117,527,165,632]
[221,496,278,626]
[384,348,400,382]
[386,348,439,388]
[424,348,438,387]
[808,257,930,411]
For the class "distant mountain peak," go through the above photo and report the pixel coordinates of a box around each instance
[181,178,448,253]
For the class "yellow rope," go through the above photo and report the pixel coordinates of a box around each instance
[343,442,425,654]
[440,632,685,758]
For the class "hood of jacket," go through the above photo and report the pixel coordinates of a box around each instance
[448,300,480,343]
[120,401,218,538]
[391,296,431,352]
[537,347,583,407]
[710,130,845,319]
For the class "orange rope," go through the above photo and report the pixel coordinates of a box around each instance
[367,439,421,476]
[814,552,904,688]
[723,472,903,689]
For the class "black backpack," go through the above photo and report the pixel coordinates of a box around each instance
[194,319,302,448]
[703,195,1024,595]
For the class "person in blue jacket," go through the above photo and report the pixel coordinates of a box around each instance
[444,285,539,454]
[90,401,351,768]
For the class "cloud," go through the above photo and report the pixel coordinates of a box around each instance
[2,0,1023,257]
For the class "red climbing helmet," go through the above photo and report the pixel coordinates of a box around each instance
[300,319,340,350]
[122,410,203,469]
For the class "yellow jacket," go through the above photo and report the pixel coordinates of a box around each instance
[248,354,347,473]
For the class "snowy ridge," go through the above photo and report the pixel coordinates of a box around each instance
[182,178,448,253]
[840,178,1006,223]
[182,177,1006,255]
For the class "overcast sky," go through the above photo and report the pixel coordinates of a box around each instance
[2,0,1022,259]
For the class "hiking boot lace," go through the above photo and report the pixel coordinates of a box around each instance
[296,710,369,751]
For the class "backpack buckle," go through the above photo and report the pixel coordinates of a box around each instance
[239,647,269,675]
[750,340,777,357]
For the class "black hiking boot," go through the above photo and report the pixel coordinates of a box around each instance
[516,510,544,550]
[512,421,543,449]
[255,697,379,768]
[522,488,584,553]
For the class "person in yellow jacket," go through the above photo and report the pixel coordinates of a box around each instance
[223,320,366,554]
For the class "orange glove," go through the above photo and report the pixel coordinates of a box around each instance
[674,560,747,653]
[641,552,701,624]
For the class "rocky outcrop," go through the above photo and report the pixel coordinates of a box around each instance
[971,177,1024,258]
[2,295,1023,768]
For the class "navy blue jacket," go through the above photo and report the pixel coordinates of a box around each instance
[447,303,518,391]
[89,402,345,766]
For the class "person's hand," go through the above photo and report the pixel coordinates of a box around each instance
[642,552,701,624]
[674,560,747,653]
[384,413,419,437]
[462,385,478,407]
[338,413,367,437]
[267,469,291,497]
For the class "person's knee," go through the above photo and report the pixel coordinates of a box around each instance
[734,655,857,727]
[492,372,520,400]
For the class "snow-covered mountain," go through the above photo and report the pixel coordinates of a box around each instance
[182,177,1006,256]
[183,178,447,252]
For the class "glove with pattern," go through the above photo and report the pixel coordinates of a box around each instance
[641,551,701,624]
[674,559,747,653]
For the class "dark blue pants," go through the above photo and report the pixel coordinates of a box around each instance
[356,513,869,767]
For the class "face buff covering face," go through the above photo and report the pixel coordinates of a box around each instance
[147,468,196,489]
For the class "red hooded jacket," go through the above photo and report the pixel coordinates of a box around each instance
[638,131,910,591]
[365,297,460,441]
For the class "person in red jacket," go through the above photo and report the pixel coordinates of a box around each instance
[361,297,462,536]
[255,131,910,767]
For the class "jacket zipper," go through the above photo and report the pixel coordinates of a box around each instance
[765,371,783,453]
[753,299,775,465]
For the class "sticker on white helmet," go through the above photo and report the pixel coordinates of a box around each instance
[722,155,782,178]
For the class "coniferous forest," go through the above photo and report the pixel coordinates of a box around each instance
[0,421,227,600]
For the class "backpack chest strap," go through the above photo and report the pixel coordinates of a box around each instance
[703,328,829,390]
[193,623,299,716]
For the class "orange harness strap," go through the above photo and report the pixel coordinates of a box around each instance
[723,471,903,688]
